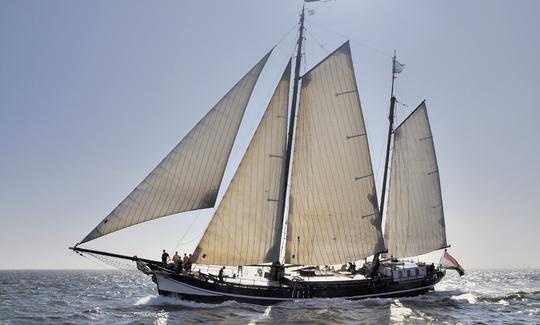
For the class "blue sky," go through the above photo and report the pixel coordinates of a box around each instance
[1,0,539,269]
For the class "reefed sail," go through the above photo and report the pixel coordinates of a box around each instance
[192,62,291,265]
[384,102,447,258]
[285,42,385,265]
[80,51,271,244]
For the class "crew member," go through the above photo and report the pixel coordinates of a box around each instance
[172,251,180,264]
[218,266,225,282]
[161,249,170,266]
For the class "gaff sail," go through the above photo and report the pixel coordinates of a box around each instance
[384,102,447,258]
[285,42,385,265]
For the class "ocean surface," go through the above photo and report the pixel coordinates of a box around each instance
[0,269,538,324]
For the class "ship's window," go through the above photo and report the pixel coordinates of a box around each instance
[415,269,420,276]
[407,270,411,277]
[397,271,402,278]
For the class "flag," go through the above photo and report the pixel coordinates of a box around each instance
[439,250,465,276]
[393,60,405,74]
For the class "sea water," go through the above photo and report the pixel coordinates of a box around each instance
[0,270,538,324]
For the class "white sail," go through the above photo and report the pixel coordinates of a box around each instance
[384,102,447,258]
[192,62,291,266]
[80,52,271,244]
[285,42,385,265]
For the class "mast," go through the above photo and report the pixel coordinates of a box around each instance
[278,5,305,263]
[372,51,397,266]
[379,51,397,225]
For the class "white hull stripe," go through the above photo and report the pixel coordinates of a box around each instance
[157,276,435,301]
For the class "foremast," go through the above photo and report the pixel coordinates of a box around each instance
[278,5,305,264]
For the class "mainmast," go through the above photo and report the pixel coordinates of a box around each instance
[372,51,397,267]
[278,5,305,263]
[379,51,397,225]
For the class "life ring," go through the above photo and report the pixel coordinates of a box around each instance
[257,268,263,276]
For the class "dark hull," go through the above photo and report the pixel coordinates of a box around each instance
[154,271,445,305]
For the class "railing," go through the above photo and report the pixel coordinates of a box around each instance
[191,264,277,287]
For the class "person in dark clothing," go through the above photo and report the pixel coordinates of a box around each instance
[218,266,225,282]
[161,249,170,266]
[186,254,192,272]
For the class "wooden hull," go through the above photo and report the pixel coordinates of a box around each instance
[153,271,445,304]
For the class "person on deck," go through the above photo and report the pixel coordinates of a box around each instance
[219,266,225,282]
[177,258,183,274]
[172,251,180,264]
[183,253,189,266]
[161,249,170,266]
[186,254,192,272]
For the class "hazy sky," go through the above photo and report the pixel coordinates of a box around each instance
[1,0,539,270]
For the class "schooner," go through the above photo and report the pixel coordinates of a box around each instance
[70,3,463,303]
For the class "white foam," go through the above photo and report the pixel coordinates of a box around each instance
[247,305,272,325]
[133,295,235,308]
[496,299,509,306]
[451,292,477,304]
[390,300,414,322]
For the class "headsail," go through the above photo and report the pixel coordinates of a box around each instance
[285,42,385,265]
[80,51,271,244]
[384,102,447,258]
[192,62,291,265]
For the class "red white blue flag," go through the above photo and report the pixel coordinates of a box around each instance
[440,250,465,276]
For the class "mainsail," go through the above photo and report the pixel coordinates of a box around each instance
[285,42,385,265]
[192,62,291,266]
[80,51,271,244]
[384,102,447,258]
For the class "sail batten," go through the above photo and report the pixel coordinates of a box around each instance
[384,102,447,258]
[285,42,385,265]
[192,62,292,266]
[80,51,271,244]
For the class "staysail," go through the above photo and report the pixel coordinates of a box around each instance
[285,42,385,265]
[192,62,291,265]
[80,51,271,244]
[384,102,447,258]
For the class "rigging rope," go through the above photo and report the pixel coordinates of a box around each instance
[172,209,204,253]
[308,20,393,58]
[273,23,301,49]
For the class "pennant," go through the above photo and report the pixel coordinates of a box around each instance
[393,60,405,74]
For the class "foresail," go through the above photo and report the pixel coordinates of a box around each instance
[80,51,271,244]
[285,42,385,265]
[384,102,447,258]
[192,62,291,266]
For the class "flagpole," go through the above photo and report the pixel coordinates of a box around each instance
[372,50,397,270]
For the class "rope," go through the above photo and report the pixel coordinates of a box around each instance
[308,20,393,58]
[172,209,204,253]
[273,23,301,49]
